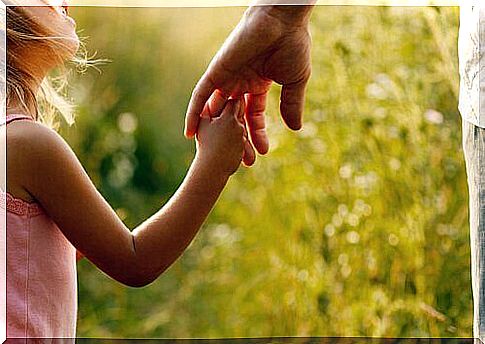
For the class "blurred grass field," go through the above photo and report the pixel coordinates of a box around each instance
[63,5,467,338]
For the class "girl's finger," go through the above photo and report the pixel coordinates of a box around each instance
[220,99,241,121]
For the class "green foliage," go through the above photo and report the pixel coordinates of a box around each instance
[62,6,469,338]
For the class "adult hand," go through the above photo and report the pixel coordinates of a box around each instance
[184,5,314,166]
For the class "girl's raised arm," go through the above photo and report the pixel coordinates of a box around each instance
[10,100,245,287]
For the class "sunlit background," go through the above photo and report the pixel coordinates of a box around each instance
[62,6,467,338]
[66,1,461,6]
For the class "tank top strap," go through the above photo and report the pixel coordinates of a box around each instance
[1,113,35,126]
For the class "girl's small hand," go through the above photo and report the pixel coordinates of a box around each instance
[195,99,246,177]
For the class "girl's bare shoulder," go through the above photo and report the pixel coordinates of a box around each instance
[6,120,74,202]
[7,120,70,158]
[7,119,54,143]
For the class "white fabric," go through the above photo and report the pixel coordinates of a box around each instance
[459,2,485,128]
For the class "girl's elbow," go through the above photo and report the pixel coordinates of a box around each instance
[121,265,164,288]
[118,249,172,288]
[121,273,155,288]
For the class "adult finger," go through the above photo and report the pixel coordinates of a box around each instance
[245,93,269,155]
[201,89,229,119]
[280,79,308,131]
[242,136,256,167]
[184,74,216,138]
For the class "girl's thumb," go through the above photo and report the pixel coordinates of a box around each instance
[220,99,241,120]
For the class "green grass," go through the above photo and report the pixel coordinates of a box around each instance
[63,6,468,338]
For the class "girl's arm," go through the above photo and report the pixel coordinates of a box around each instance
[11,100,245,287]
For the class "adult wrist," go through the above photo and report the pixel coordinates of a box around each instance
[247,2,315,26]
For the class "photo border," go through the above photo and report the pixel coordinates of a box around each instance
[1,1,5,343]
[0,1,477,342]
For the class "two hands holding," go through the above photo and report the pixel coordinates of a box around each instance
[187,4,314,177]
[75,4,315,284]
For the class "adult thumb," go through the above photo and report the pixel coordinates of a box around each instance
[280,80,308,131]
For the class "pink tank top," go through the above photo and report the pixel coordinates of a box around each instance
[1,114,78,339]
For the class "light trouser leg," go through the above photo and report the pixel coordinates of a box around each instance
[463,119,485,343]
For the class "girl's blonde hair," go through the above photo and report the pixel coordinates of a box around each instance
[5,6,95,130]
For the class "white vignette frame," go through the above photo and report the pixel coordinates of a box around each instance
[0,0,480,343]
[1,1,5,343]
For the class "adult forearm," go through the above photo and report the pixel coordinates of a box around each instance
[130,156,228,287]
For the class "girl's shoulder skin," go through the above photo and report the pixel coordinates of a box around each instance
[6,120,47,203]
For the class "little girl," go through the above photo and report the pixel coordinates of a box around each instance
[2,1,246,338]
